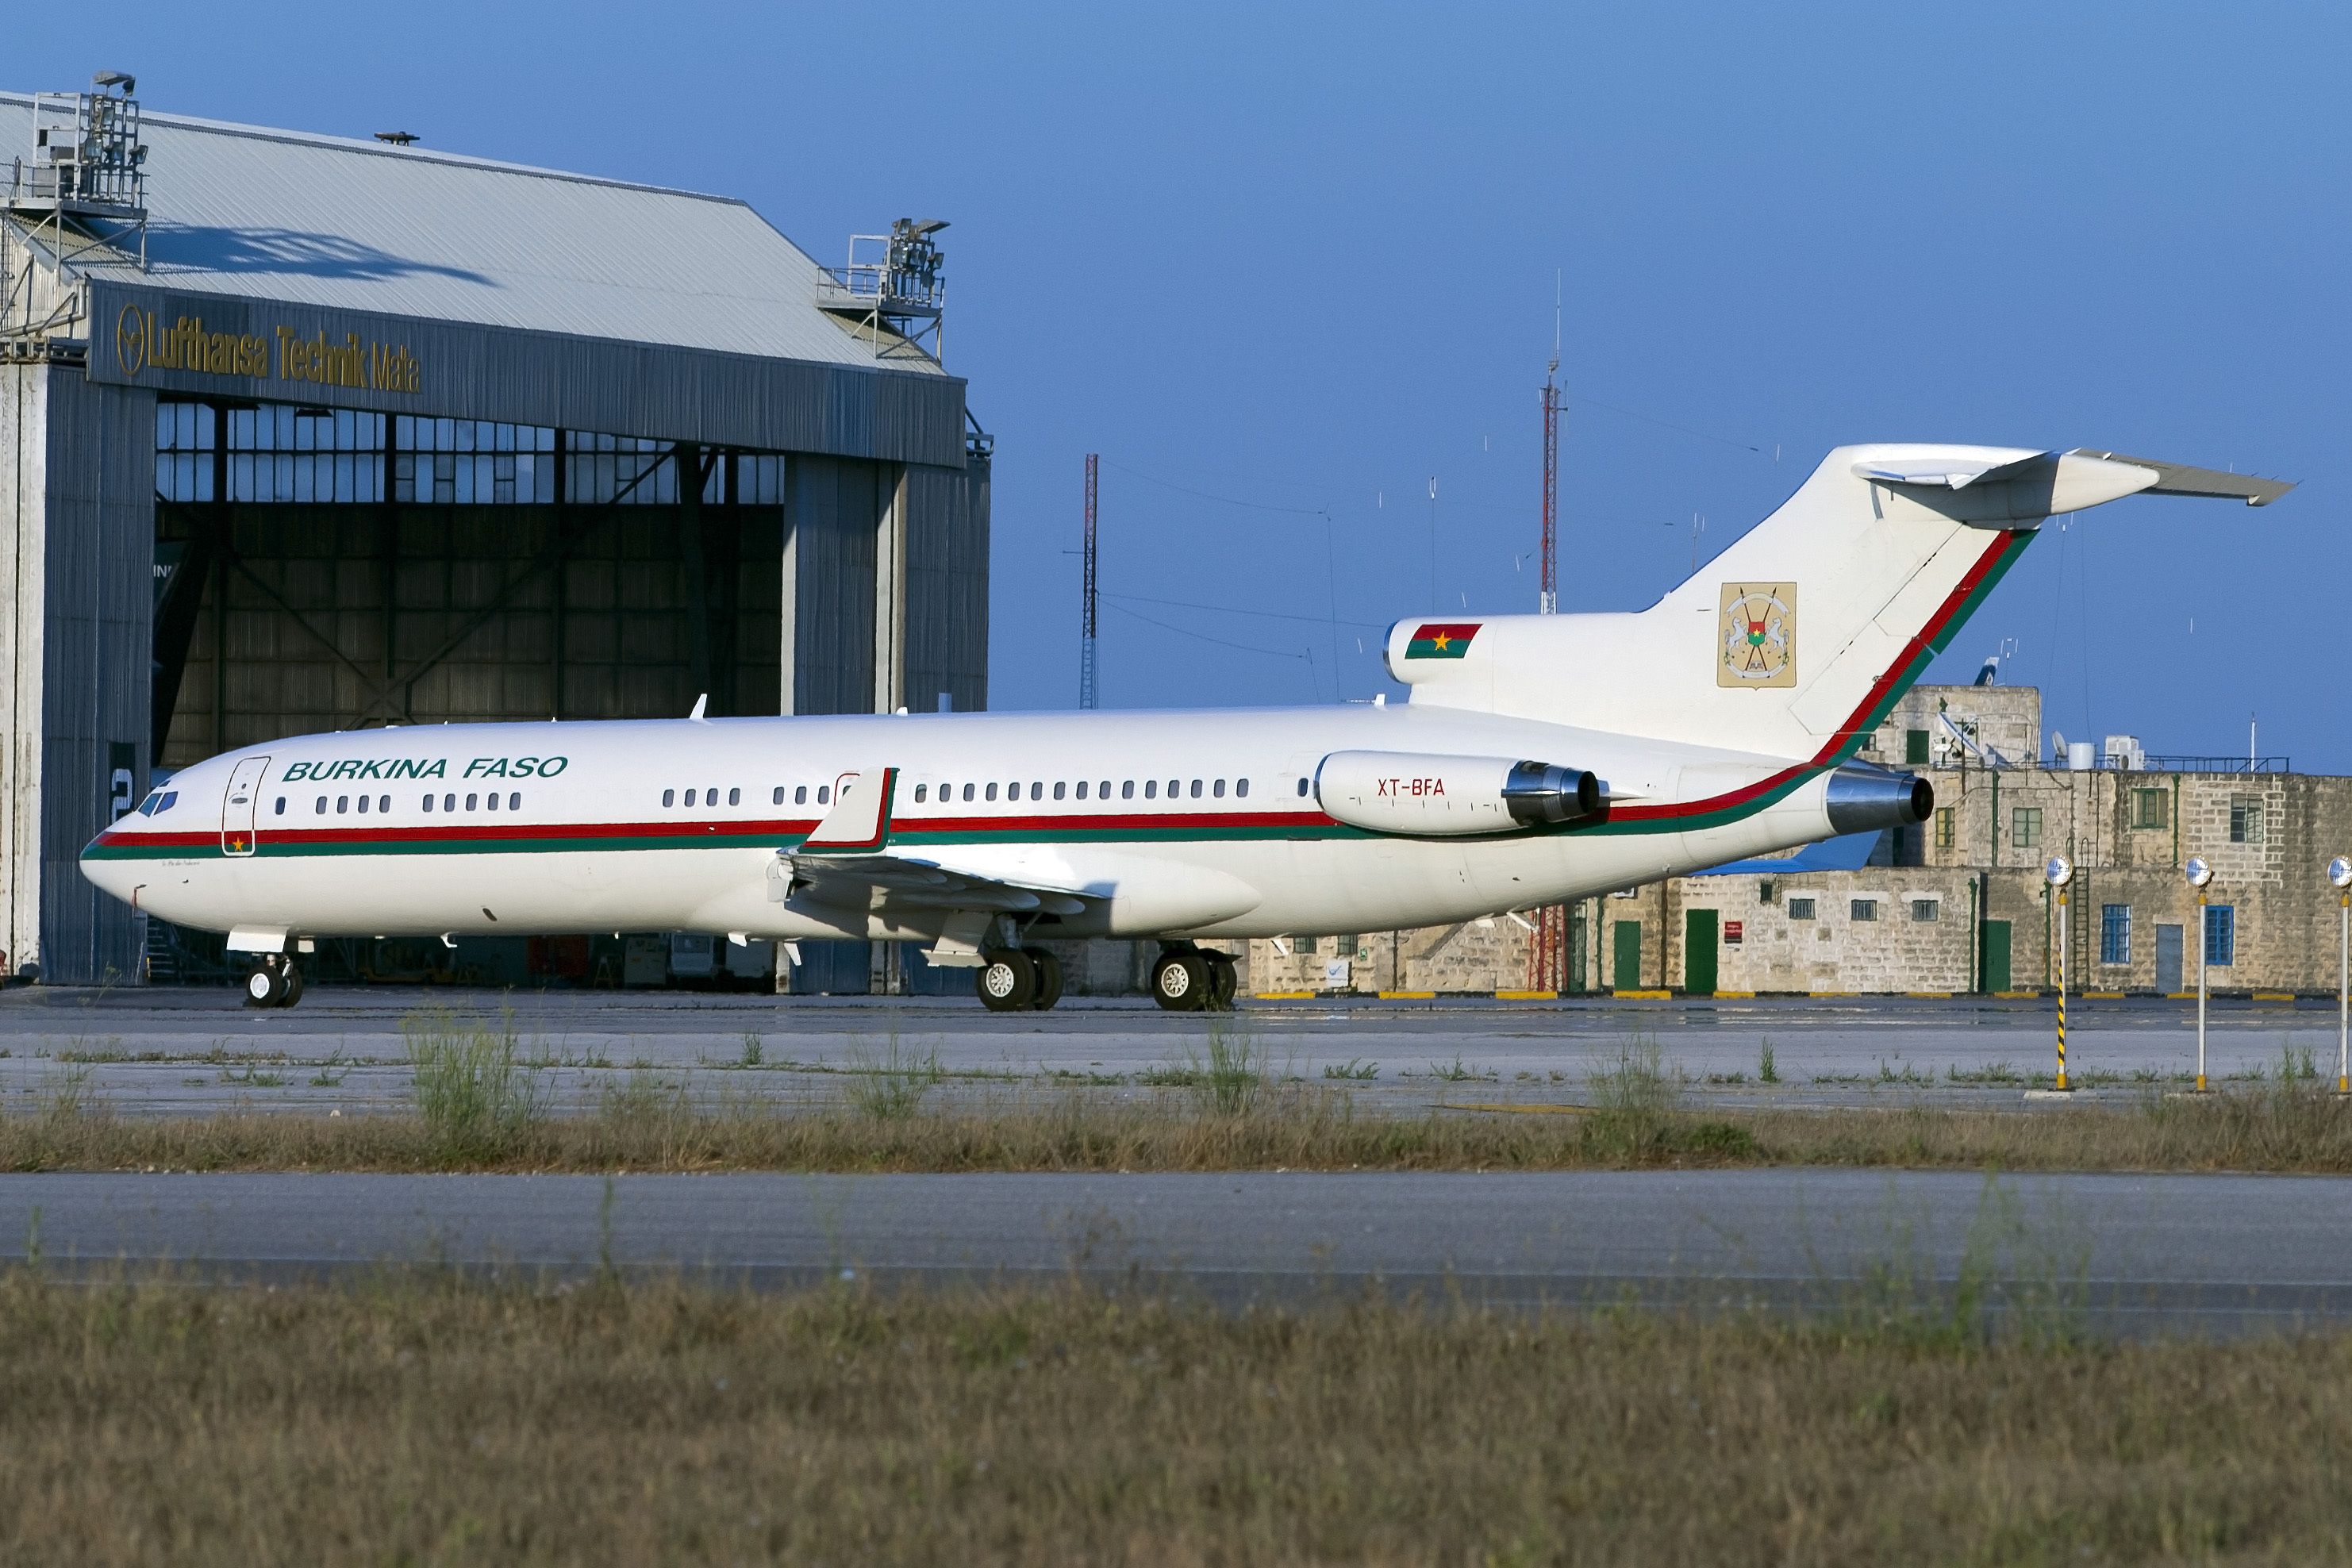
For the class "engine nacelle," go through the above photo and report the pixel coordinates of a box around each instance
[1824,764,1935,833]
[1316,751,1606,838]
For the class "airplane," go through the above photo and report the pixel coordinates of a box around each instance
[81,443,2289,1012]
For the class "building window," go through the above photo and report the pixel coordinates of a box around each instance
[2205,905,2235,967]
[1850,898,1877,921]
[1911,898,1939,923]
[2011,807,2043,850]
[1788,897,1816,920]
[1934,807,1954,849]
[2100,904,2131,965]
[2230,796,2265,844]
[1297,936,1317,955]
[2131,788,2168,829]
[1905,728,1930,765]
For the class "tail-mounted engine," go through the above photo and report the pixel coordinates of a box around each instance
[1316,751,1606,838]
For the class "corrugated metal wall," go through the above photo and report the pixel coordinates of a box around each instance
[904,454,991,716]
[783,455,885,717]
[1,364,153,984]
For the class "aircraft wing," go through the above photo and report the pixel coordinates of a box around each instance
[784,850,1088,917]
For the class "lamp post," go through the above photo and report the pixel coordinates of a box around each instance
[2186,856,2214,1093]
[2046,855,2073,1091]
[2330,855,2352,1097]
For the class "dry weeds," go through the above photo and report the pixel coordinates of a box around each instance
[0,1266,2343,1565]
[10,1083,2352,1174]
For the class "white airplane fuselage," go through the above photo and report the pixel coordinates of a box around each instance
[80,701,1847,947]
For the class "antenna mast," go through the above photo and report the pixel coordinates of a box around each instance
[1528,271,1569,996]
[1080,453,1100,709]
[1539,271,1560,615]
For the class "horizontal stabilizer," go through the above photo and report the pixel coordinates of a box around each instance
[2067,450,2293,507]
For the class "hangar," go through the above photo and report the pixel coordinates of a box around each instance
[1,79,991,986]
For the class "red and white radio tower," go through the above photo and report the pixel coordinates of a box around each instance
[1080,453,1100,709]
[1529,282,1569,991]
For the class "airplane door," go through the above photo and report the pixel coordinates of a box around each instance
[221,756,270,857]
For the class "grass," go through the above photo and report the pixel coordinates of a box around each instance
[402,1008,548,1160]
[2,1265,2351,1563]
[844,1038,946,1120]
[1141,1016,1271,1114]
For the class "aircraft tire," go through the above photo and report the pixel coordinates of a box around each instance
[279,964,306,1009]
[1205,952,1237,1010]
[1151,951,1210,1012]
[243,962,286,1009]
[976,949,1036,1012]
[1024,947,1063,1011]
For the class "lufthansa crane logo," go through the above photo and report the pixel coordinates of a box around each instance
[113,302,148,377]
[1717,582,1797,688]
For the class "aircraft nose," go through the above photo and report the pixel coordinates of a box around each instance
[79,832,140,902]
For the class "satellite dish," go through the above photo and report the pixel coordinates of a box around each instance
[2051,730,2066,759]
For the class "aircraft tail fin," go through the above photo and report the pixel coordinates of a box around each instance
[1393,444,2289,759]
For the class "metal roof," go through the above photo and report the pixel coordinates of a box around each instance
[0,92,937,374]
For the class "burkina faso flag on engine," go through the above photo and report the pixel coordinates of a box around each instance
[1404,622,1482,659]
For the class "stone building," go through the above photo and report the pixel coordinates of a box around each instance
[1246,684,2352,998]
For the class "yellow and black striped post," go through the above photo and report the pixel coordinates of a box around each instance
[2054,889,2070,1092]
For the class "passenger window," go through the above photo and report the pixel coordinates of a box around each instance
[1075,781,1088,800]
[509,792,520,810]
[915,783,928,803]
[357,795,370,815]
[986,783,998,801]
[486,793,499,812]
[1123,781,1135,799]
[379,795,390,813]
[1297,778,1309,796]
[728,788,740,806]
[274,797,286,815]
[1168,779,1180,797]
[771,786,785,805]
[1053,782,1066,801]
[466,794,478,810]
[1099,780,1111,798]
[336,796,349,814]
[962,783,974,801]
[315,797,327,815]
[1236,778,1249,798]
[817,786,831,805]
[706,786,717,804]
[1032,782,1043,801]
[444,794,455,812]
[1144,780,1157,799]
[663,789,675,807]
[1213,779,1225,797]
[423,794,435,813]
[684,789,697,806]
[794,786,807,805]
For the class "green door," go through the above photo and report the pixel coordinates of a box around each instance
[1684,909,1719,995]
[1612,920,1643,990]
[1981,920,2012,993]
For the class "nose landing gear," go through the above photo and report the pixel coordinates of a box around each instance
[243,953,305,1009]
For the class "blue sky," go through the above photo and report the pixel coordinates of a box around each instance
[24,3,2348,766]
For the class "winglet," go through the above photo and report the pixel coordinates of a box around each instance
[688,694,709,721]
[800,769,898,853]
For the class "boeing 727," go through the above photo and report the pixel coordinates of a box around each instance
[80,444,2289,1010]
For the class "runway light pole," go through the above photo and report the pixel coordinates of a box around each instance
[2046,855,2073,1091]
[2330,855,2352,1097]
[2186,855,2214,1093]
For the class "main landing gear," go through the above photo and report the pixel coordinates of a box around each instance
[243,953,305,1009]
[975,947,1065,1013]
[1151,944,1236,1013]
